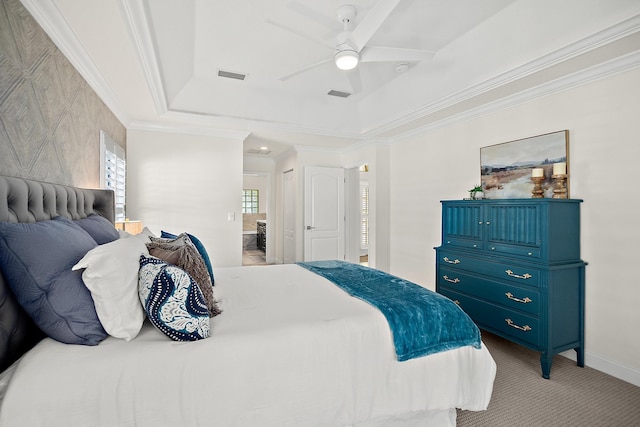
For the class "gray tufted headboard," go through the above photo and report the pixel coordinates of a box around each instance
[0,176,115,372]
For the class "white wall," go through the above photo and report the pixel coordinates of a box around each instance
[389,67,640,385]
[126,128,244,267]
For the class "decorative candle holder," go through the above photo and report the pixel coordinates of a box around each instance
[552,174,568,199]
[531,176,544,198]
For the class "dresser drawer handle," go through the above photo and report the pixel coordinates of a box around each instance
[505,318,532,332]
[443,257,460,264]
[505,292,533,304]
[443,275,460,284]
[505,270,532,280]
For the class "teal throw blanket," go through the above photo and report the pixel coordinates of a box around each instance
[297,260,481,361]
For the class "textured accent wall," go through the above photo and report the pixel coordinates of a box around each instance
[0,0,125,187]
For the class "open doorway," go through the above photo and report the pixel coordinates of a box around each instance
[242,173,268,265]
[358,165,369,266]
[345,164,370,267]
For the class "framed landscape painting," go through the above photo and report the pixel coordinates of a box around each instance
[480,130,569,199]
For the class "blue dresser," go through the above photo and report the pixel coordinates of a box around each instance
[435,199,586,378]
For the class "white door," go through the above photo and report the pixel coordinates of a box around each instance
[283,169,295,264]
[304,166,345,261]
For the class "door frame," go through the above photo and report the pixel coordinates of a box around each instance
[282,169,295,264]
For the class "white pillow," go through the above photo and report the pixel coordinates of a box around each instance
[118,226,156,244]
[135,227,156,244]
[73,236,149,340]
[117,229,130,239]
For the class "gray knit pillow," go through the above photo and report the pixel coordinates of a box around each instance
[147,235,221,318]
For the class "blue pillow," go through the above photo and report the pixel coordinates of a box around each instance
[138,254,210,341]
[161,230,214,285]
[75,214,120,245]
[0,216,107,345]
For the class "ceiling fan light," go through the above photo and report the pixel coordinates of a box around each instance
[335,50,359,70]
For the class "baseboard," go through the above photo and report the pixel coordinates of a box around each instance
[560,350,640,387]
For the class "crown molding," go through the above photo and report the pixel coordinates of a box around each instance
[20,0,131,125]
[373,13,640,140]
[128,120,251,141]
[119,0,167,116]
[166,107,365,141]
[392,48,640,143]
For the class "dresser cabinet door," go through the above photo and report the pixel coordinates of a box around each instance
[485,204,542,259]
[441,203,484,250]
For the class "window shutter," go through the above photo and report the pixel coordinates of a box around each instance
[360,184,369,248]
[100,131,126,222]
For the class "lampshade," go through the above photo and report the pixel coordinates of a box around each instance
[335,49,359,70]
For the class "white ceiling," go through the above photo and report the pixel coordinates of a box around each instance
[22,0,640,158]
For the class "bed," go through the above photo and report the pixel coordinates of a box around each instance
[0,175,495,427]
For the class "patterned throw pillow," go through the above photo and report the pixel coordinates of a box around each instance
[147,234,221,317]
[138,255,210,341]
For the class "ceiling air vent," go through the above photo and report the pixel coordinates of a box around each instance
[218,69,246,80]
[328,89,351,98]
[247,148,271,155]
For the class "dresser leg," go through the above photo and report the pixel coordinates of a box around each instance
[540,353,552,379]
[575,347,585,367]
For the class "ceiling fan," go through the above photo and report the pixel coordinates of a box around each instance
[274,0,433,84]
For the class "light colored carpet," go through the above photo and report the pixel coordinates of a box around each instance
[457,331,640,426]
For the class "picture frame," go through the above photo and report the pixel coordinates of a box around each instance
[480,130,569,199]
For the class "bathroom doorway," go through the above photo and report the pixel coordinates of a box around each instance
[242,173,269,265]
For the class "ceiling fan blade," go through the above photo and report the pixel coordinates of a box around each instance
[287,1,339,31]
[279,58,333,81]
[360,46,434,63]
[349,0,401,52]
[346,68,363,94]
[266,19,334,49]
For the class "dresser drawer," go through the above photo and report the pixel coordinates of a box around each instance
[487,242,541,259]
[437,250,541,287]
[441,237,483,251]
[437,267,540,316]
[439,288,541,347]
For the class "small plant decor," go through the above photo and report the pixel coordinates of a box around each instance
[468,185,484,200]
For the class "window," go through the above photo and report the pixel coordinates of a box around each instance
[360,183,369,249]
[100,130,126,222]
[242,189,259,214]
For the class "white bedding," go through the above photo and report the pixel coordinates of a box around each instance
[0,264,495,427]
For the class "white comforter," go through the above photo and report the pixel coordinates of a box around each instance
[0,264,495,427]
